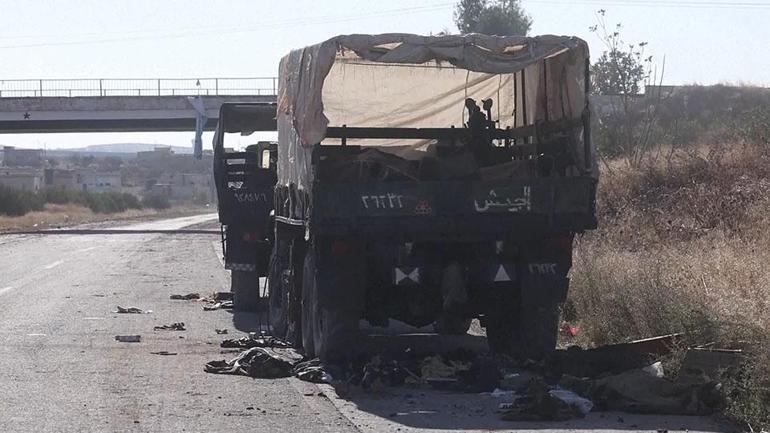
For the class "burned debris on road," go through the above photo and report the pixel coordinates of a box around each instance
[201,324,737,421]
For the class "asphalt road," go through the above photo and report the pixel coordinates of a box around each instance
[0,214,729,433]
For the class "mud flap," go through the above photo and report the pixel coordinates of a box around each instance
[518,264,567,360]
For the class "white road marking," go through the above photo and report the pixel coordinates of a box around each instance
[43,260,64,270]
[77,247,97,253]
[27,333,47,337]
[0,286,13,295]
[212,241,225,267]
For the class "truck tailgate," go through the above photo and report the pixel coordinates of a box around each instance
[312,177,597,237]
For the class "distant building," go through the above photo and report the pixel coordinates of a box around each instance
[2,146,43,168]
[154,172,214,201]
[0,167,44,191]
[147,182,172,198]
[77,170,122,193]
[44,168,78,190]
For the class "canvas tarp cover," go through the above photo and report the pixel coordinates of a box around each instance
[277,33,593,190]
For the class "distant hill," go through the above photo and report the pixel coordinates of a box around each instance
[69,143,193,154]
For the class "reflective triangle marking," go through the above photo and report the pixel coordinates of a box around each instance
[407,268,419,282]
[494,265,511,282]
[395,267,420,284]
[395,268,407,283]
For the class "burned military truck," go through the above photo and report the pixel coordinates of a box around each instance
[212,103,277,311]
[269,34,598,361]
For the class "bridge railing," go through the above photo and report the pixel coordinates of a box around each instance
[0,78,278,97]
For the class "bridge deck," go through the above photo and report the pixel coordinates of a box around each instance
[0,94,277,133]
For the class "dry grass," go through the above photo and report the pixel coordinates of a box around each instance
[568,141,770,427]
[0,203,211,232]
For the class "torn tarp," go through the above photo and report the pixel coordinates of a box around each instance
[204,347,303,378]
[277,33,596,193]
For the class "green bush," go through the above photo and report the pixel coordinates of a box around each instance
[42,189,86,206]
[0,187,144,216]
[141,193,170,210]
[0,185,44,216]
[82,191,143,214]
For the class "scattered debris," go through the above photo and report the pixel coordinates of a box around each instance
[201,330,736,421]
[677,347,742,384]
[293,358,333,384]
[548,333,683,377]
[154,322,186,331]
[220,335,290,349]
[560,322,581,338]
[420,355,471,380]
[150,351,178,356]
[488,388,516,399]
[205,347,303,378]
[548,388,594,415]
[642,361,665,378]
[560,364,723,415]
[203,301,233,311]
[115,335,141,343]
[499,371,539,392]
[114,306,151,314]
[501,377,587,421]
[214,292,234,302]
[360,354,413,389]
[170,293,200,300]
[215,329,229,335]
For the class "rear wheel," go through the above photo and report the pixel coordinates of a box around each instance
[268,241,288,338]
[302,243,359,361]
[301,250,316,357]
[232,270,261,312]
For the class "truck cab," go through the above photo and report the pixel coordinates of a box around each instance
[212,103,277,310]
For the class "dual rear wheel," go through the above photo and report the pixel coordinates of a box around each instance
[269,239,358,361]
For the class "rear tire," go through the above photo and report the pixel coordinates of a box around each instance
[302,243,359,361]
[268,242,288,338]
[301,250,316,357]
[232,270,261,312]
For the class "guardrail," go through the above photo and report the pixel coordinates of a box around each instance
[0,78,278,97]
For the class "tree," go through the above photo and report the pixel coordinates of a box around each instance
[589,10,664,167]
[590,10,651,96]
[454,0,532,36]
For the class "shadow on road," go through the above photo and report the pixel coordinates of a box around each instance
[336,384,725,432]
[227,308,272,334]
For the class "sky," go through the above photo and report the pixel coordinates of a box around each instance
[1,0,769,149]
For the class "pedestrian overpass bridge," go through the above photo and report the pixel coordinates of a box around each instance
[0,78,277,133]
